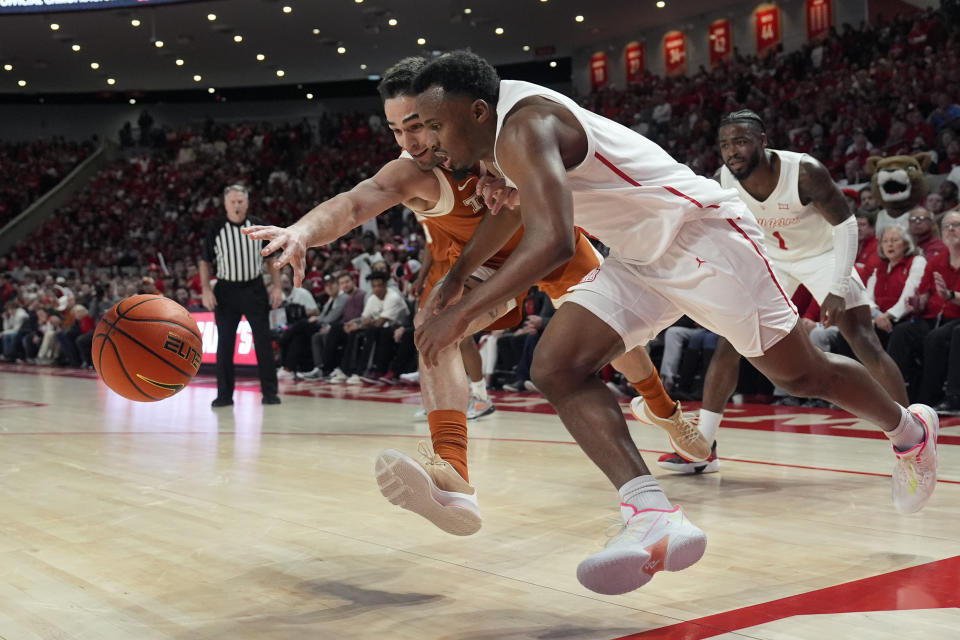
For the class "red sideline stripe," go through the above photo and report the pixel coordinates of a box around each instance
[614,555,960,639]
[594,152,721,209]
[726,218,796,310]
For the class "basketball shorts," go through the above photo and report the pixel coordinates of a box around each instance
[565,215,798,358]
[770,253,870,309]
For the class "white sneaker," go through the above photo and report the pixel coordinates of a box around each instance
[327,368,347,383]
[345,374,364,385]
[276,368,296,379]
[467,395,496,420]
[523,380,540,394]
[400,371,420,385]
[577,503,707,595]
[893,404,940,514]
[375,443,481,536]
[301,367,323,380]
[630,397,711,462]
[412,406,428,421]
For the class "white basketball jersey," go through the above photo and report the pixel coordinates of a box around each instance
[492,81,746,265]
[719,150,832,262]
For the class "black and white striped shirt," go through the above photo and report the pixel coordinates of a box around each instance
[202,217,267,283]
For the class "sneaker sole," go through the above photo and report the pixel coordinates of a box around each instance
[468,405,495,420]
[630,398,710,462]
[374,450,482,536]
[657,458,720,474]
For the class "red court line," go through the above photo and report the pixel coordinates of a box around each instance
[614,555,960,640]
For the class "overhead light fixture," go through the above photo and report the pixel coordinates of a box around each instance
[337,46,346,54]
[312,27,320,34]
[193,74,202,81]
[388,18,398,26]
[360,63,367,70]
[129,98,136,104]
[417,37,426,45]
[355,0,363,3]
[464,7,472,13]
[306,92,314,99]
[276,69,285,77]
[130,18,141,27]
[3,64,12,71]
[233,34,243,42]
[175,58,184,65]
[106,78,116,85]
[18,79,26,86]
[282,6,292,13]
[208,87,215,94]
[495,27,504,35]
[522,45,530,51]
[49,23,60,31]
[575,15,584,22]
[549,60,557,67]
[656,0,665,6]
[71,44,81,52]
[256,53,265,61]
[207,13,216,21]
[154,40,164,48]
[90,62,100,69]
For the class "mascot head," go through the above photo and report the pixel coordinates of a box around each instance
[865,153,932,217]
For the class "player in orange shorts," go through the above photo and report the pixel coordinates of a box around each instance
[246,57,699,536]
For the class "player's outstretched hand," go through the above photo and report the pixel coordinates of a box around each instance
[820,293,846,328]
[476,175,520,215]
[244,225,308,287]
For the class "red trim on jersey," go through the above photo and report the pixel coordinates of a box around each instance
[726,218,796,311]
[594,151,722,209]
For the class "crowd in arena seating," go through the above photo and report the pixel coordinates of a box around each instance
[3,4,960,413]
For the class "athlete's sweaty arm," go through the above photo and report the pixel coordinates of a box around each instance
[244,158,440,287]
[416,107,578,364]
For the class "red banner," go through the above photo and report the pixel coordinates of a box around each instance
[663,30,687,76]
[806,0,833,41]
[192,311,259,365]
[625,41,645,84]
[590,51,608,89]
[708,19,732,67]
[754,4,781,56]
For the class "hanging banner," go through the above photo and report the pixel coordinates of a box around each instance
[806,0,833,41]
[590,51,608,89]
[754,4,781,56]
[708,19,732,67]
[625,41,645,84]
[663,30,687,77]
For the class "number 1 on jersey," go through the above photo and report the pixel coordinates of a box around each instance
[771,230,788,250]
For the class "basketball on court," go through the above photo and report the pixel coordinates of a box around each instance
[92,294,203,402]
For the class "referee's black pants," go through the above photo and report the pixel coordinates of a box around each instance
[214,279,278,399]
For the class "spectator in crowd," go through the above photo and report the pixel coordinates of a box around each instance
[323,272,368,382]
[276,270,320,376]
[501,287,555,393]
[856,210,882,279]
[341,270,410,383]
[908,205,947,259]
[302,273,348,380]
[867,226,927,345]
[351,231,384,293]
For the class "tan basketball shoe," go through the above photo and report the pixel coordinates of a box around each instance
[630,397,711,462]
[375,442,481,536]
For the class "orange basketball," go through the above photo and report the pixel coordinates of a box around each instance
[92,294,203,402]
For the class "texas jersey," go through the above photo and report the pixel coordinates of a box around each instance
[719,149,833,263]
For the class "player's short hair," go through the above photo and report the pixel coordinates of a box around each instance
[377,57,428,102]
[719,109,766,134]
[411,50,499,105]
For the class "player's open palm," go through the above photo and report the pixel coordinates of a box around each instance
[244,225,308,287]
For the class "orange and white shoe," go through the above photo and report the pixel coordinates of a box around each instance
[630,396,711,462]
[375,442,481,536]
[577,503,707,595]
[467,395,496,420]
[892,404,940,514]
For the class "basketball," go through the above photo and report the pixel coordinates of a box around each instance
[92,294,203,402]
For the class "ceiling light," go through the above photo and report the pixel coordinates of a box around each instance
[464,7,472,13]
[276,69,285,77]
[282,6,292,13]
[90,62,100,69]
[360,63,367,70]
[154,40,164,48]
[207,13,216,21]
[355,0,363,3]
[130,18,141,27]
[337,46,346,54]
[175,58,184,65]
[256,53,265,61]
[312,28,320,34]
[106,78,116,85]
[3,64,12,71]
[71,44,81,52]
[522,45,530,51]
[208,87,215,94]
[549,60,557,67]
[306,92,314,99]
[18,79,26,86]
[495,27,504,35]
[129,98,136,104]
[656,0,665,6]
[49,23,59,31]
[233,34,243,42]
[417,37,426,45]
[388,18,397,26]
[193,74,202,81]
[575,15,584,22]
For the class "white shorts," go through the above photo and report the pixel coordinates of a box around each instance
[565,216,798,358]
[770,253,869,309]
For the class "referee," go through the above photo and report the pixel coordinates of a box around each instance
[200,184,283,407]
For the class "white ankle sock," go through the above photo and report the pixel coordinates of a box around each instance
[470,380,488,401]
[618,475,672,512]
[698,409,722,444]
[886,405,925,451]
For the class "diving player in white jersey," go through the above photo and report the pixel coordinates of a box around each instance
[411,50,940,596]
[657,110,910,475]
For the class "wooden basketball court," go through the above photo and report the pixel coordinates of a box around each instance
[2,363,958,639]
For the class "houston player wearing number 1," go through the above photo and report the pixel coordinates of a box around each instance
[411,51,941,596]
[658,110,910,475]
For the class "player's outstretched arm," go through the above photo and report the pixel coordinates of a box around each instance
[244,158,439,286]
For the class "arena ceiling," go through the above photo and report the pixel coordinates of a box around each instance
[0,0,746,95]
